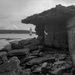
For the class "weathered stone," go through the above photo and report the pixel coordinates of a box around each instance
[54,61,65,65]
[33,62,48,72]
[21,55,37,65]
[0,52,8,62]
[26,56,36,60]
[26,54,55,65]
[10,41,24,49]
[30,38,40,45]
[58,54,67,61]
[22,69,31,75]
[0,56,21,74]
[0,52,7,56]
[0,70,16,75]
[30,49,40,56]
[51,66,66,75]
[24,44,38,51]
[8,48,29,55]
[18,39,31,46]
[10,40,19,45]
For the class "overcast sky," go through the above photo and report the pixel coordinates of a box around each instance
[0,0,75,31]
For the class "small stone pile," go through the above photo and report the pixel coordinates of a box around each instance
[0,37,74,75]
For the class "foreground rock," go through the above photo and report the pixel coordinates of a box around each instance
[10,40,24,49]
[8,48,30,56]
[26,54,55,65]
[0,38,74,75]
[0,56,22,75]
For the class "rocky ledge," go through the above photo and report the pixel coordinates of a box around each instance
[0,37,74,75]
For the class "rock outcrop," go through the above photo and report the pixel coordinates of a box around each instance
[22,4,75,49]
[0,37,74,75]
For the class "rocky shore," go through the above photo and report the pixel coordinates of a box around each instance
[0,37,74,75]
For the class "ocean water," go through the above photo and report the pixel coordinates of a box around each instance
[0,34,37,39]
[0,34,38,49]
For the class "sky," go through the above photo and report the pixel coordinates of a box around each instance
[0,0,75,31]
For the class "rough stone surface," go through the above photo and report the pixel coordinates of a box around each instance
[0,38,74,75]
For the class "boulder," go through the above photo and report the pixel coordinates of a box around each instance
[10,40,19,44]
[50,66,66,75]
[18,39,31,46]
[10,41,24,49]
[30,38,40,45]
[8,48,30,55]
[21,55,37,65]
[0,52,8,63]
[24,44,38,51]
[26,56,37,60]
[26,54,55,65]
[33,62,48,72]
[0,56,21,74]
[0,70,16,75]
[22,68,31,75]
[30,49,40,56]
[54,61,65,65]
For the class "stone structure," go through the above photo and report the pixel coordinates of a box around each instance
[22,5,75,49]
[22,4,75,67]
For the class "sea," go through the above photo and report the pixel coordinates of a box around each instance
[0,34,38,49]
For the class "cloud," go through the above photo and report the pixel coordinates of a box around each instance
[0,0,74,22]
[0,0,75,30]
[52,0,75,5]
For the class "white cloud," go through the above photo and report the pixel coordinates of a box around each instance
[0,0,75,30]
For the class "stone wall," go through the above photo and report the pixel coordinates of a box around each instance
[44,24,68,48]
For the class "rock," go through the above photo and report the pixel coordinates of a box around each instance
[22,38,41,50]
[21,55,37,65]
[33,62,49,75]
[30,49,40,56]
[0,70,16,75]
[0,52,8,62]
[10,41,24,49]
[42,62,48,67]
[0,56,21,75]
[30,38,40,45]
[22,68,31,75]
[25,56,36,60]
[10,38,40,50]
[24,44,38,51]
[33,62,48,72]
[8,48,30,55]
[50,66,66,75]
[58,54,67,61]
[26,54,55,65]
[10,40,19,45]
[62,73,70,75]
[54,61,65,65]
[19,39,31,46]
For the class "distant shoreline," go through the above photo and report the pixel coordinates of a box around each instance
[0,38,21,40]
[0,30,35,34]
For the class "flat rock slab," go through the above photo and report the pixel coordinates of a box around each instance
[27,54,55,65]
[19,39,31,46]
[8,48,30,55]
[0,70,16,75]
[30,49,40,56]
[24,44,38,51]
[0,56,20,73]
